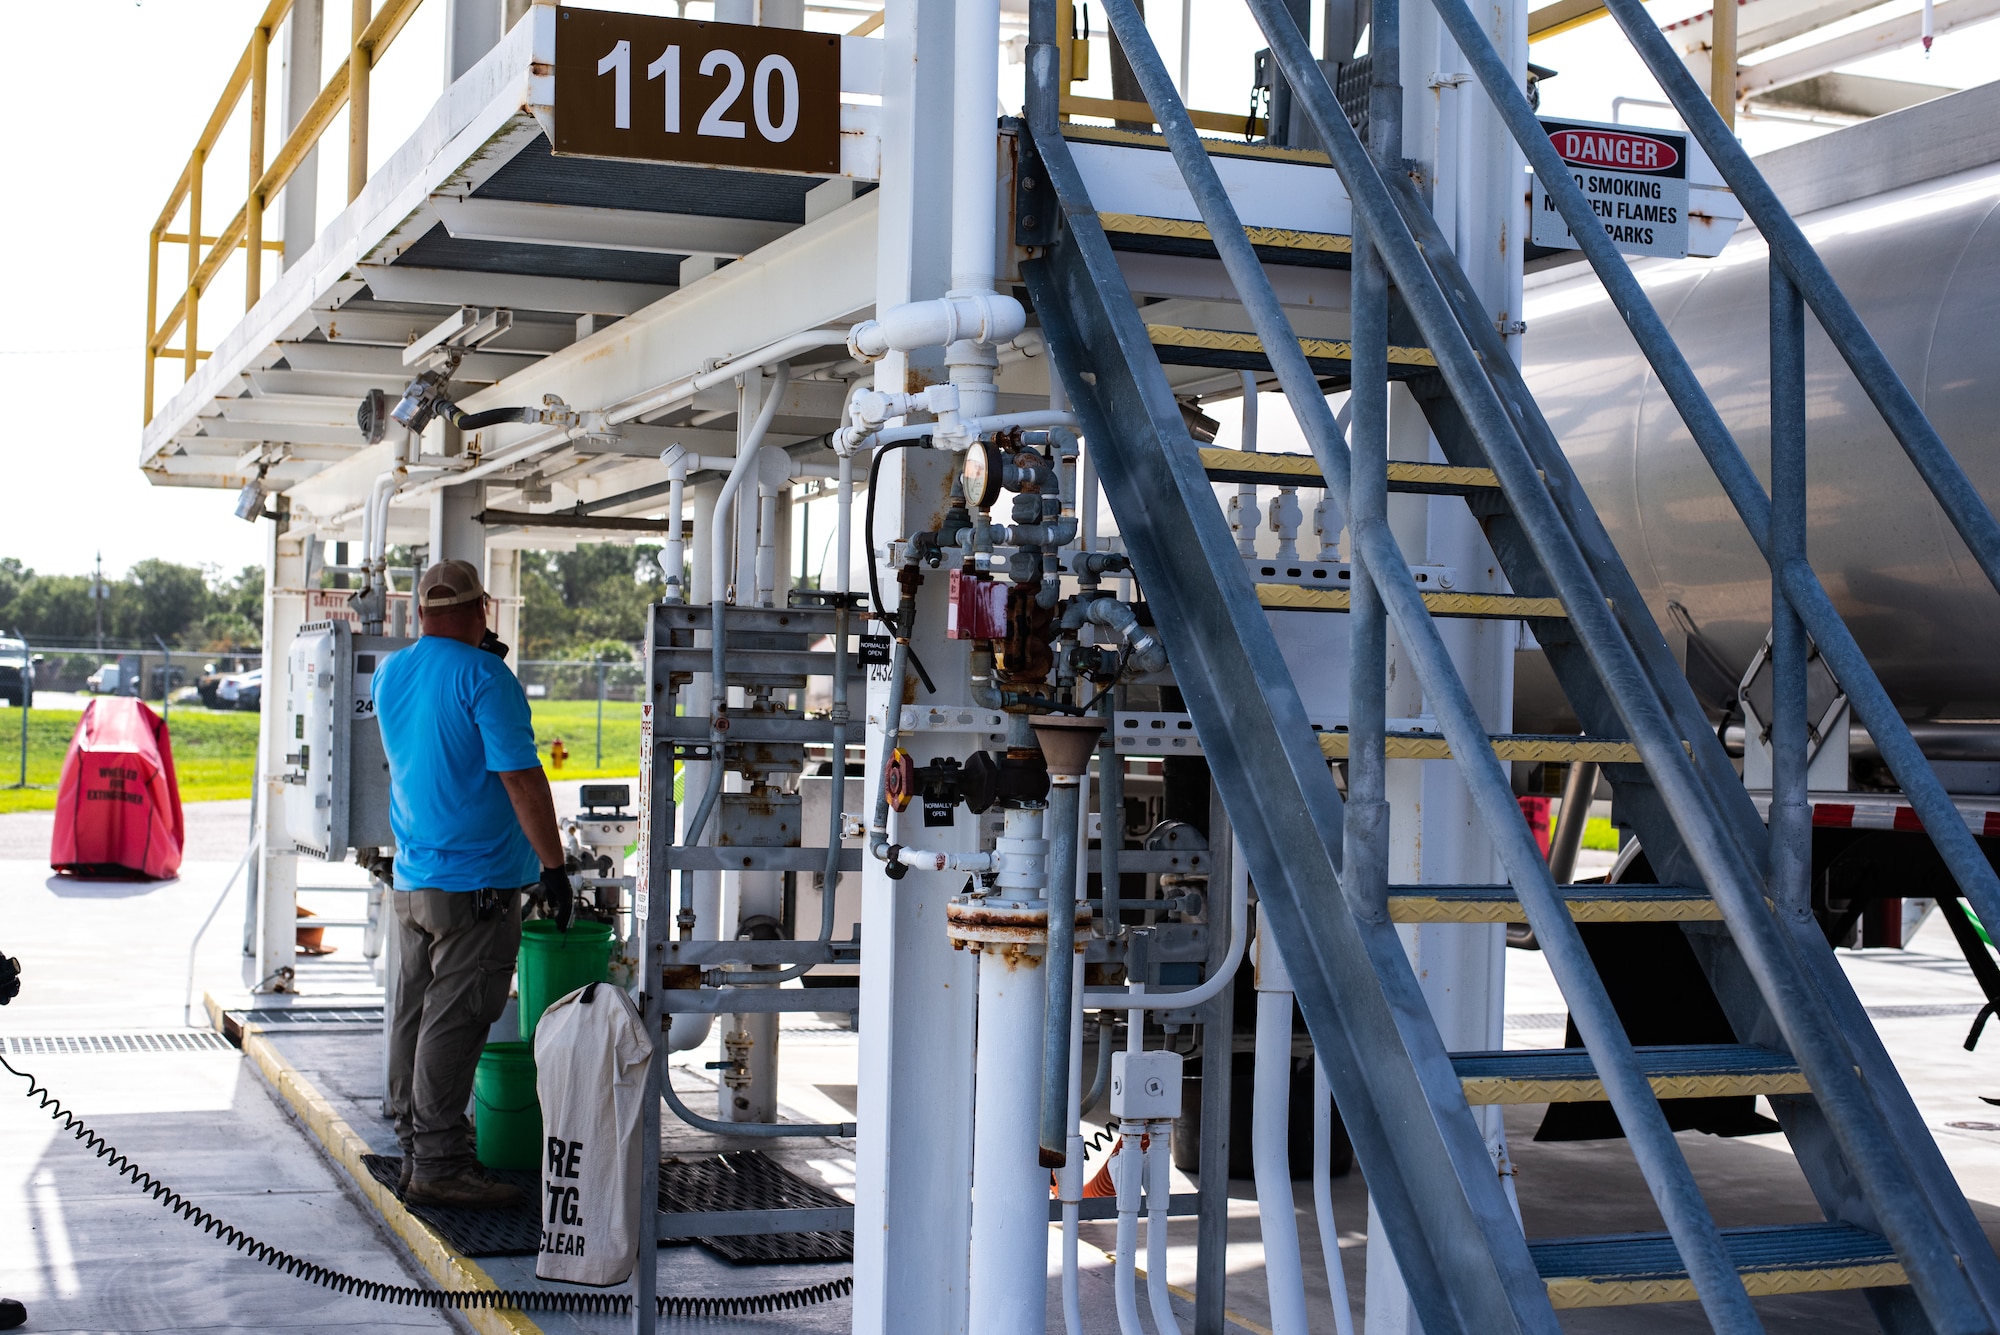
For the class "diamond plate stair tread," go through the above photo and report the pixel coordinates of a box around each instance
[359,1150,852,1265]
[1529,1222,1904,1308]
[1388,883,1721,923]
[1451,1043,1809,1106]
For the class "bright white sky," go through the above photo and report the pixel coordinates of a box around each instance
[5,0,1995,583]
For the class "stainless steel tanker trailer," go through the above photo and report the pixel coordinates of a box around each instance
[1512,85,2000,1107]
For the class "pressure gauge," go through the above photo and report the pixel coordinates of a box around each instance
[961,440,1003,509]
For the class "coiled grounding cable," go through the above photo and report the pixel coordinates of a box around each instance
[3,1053,851,1318]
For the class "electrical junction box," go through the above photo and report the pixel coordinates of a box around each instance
[283,620,411,861]
[1111,1050,1184,1121]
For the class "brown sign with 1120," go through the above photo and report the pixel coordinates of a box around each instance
[553,6,840,175]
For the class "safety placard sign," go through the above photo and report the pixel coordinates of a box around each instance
[1531,117,1689,260]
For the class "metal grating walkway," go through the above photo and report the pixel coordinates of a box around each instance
[4,1031,235,1055]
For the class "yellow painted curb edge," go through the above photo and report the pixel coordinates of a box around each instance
[238,1024,544,1335]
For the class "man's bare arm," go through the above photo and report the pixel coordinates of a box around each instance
[499,767,564,869]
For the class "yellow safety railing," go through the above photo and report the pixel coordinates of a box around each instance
[144,0,430,425]
[1055,2,1267,138]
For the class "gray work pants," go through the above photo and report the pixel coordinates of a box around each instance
[388,887,523,1181]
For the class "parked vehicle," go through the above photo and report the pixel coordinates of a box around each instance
[0,638,33,708]
[85,663,123,695]
[216,667,263,711]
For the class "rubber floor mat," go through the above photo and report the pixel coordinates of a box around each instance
[361,1156,541,1256]
[660,1151,854,1264]
[361,1151,853,1264]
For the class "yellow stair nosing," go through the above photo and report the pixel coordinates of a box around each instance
[1098,211,1355,255]
[1460,1070,1814,1106]
[1198,448,1506,491]
[1145,323,1438,367]
[1544,1263,1908,1310]
[1387,895,1723,924]
[1257,585,1568,619]
[1317,733,1646,764]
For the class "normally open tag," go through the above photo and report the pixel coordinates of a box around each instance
[859,634,892,666]
[923,799,956,828]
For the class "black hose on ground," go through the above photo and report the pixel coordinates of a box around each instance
[1,1054,850,1318]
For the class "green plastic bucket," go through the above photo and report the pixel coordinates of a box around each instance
[473,1041,541,1171]
[517,919,614,1042]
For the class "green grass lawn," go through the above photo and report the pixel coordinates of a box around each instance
[0,707,263,813]
[0,699,649,814]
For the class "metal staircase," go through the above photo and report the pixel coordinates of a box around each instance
[1015,0,2000,1328]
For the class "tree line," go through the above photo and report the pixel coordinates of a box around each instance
[0,559,264,650]
[0,544,668,662]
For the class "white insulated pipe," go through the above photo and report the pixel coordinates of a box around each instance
[1058,967,1087,1335]
[1145,1127,1182,1335]
[1313,1057,1359,1335]
[967,944,1050,1335]
[1113,1001,1146,1335]
[1253,912,1310,1335]
[952,0,1000,296]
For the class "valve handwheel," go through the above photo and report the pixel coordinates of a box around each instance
[885,747,917,812]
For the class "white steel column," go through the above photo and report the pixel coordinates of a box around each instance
[251,521,310,991]
[967,940,1050,1335]
[483,548,523,665]
[1363,0,1524,1326]
[444,0,504,82]
[279,0,322,271]
[428,480,486,567]
[849,0,978,1328]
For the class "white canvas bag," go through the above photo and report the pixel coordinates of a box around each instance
[533,981,653,1285]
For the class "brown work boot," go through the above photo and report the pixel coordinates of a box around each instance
[404,1167,521,1211]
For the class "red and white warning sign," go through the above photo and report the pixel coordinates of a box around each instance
[1531,116,1690,260]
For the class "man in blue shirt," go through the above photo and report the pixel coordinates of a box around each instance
[375,559,572,1209]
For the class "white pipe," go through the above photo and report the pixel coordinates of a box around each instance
[1059,968,1087,1335]
[755,485,779,607]
[709,364,791,616]
[661,450,689,601]
[1113,996,1146,1335]
[847,293,1026,361]
[1145,1124,1183,1335]
[404,328,848,495]
[1059,768,1092,1335]
[953,0,1001,296]
[835,453,854,595]
[661,451,845,482]
[1083,833,1248,1009]
[1313,1057,1359,1335]
[967,945,1050,1335]
[1253,934,1310,1335]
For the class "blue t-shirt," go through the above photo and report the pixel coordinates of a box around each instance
[373,636,544,892]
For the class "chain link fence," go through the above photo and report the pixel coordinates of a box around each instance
[517,656,645,702]
[4,639,262,708]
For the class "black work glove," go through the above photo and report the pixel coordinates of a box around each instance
[539,866,574,932]
[0,953,19,1006]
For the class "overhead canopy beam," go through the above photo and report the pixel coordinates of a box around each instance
[357,264,671,316]
[473,507,682,532]
[434,197,795,258]
[1752,72,1955,118]
[1737,0,2000,97]
[1660,0,1885,61]
[274,339,539,378]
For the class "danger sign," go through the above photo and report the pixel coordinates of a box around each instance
[1531,116,1690,260]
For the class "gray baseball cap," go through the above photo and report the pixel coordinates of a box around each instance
[416,559,485,609]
